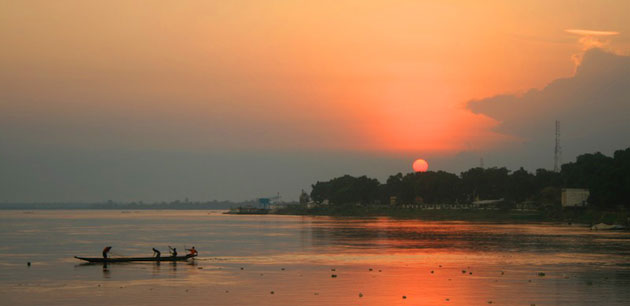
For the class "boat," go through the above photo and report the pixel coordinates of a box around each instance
[74,253,197,263]
[591,223,627,230]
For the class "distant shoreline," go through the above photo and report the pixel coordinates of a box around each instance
[271,204,630,225]
[0,202,237,210]
[3,204,628,227]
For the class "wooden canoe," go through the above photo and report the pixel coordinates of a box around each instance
[74,253,197,263]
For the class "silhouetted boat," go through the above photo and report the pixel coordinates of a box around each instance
[591,223,627,230]
[74,254,197,263]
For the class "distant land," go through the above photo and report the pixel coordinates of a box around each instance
[0,200,250,210]
[272,146,630,225]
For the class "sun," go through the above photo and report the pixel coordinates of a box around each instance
[412,159,429,172]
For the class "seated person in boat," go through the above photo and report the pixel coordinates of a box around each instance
[102,246,112,259]
[186,246,198,256]
[152,248,161,257]
[168,246,177,257]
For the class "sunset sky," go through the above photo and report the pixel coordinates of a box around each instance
[1,1,629,202]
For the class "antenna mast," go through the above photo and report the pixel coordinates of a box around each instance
[553,120,562,172]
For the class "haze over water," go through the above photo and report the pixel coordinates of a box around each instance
[1,210,629,306]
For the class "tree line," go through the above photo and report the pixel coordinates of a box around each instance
[310,147,630,210]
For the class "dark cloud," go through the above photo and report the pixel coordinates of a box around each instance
[467,48,630,169]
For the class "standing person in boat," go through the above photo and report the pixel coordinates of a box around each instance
[152,248,161,258]
[102,246,112,259]
[168,246,177,257]
[186,246,198,256]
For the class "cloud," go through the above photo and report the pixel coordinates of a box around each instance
[564,29,620,36]
[564,29,621,64]
[467,48,630,169]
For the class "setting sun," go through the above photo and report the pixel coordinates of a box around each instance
[412,159,429,172]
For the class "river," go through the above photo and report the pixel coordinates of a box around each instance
[1,210,629,305]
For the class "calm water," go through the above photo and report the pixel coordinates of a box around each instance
[1,210,629,305]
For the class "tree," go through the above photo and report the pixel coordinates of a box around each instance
[461,167,509,201]
[561,152,615,208]
[507,167,536,203]
[310,175,380,206]
[307,146,630,211]
[299,189,310,205]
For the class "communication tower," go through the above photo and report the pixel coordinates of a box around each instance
[553,120,562,172]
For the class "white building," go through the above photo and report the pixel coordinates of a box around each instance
[561,188,589,207]
[471,198,504,210]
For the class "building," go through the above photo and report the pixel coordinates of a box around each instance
[417,203,474,209]
[471,198,504,210]
[561,188,589,207]
[389,196,397,206]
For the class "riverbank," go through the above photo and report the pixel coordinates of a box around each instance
[273,204,630,224]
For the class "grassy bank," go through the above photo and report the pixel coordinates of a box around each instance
[273,204,630,224]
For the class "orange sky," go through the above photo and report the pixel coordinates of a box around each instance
[2,0,629,155]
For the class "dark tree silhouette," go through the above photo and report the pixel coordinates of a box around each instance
[310,147,630,210]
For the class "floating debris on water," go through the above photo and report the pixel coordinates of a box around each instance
[331,268,336,271]
[446,298,450,301]
[431,270,434,274]
[538,272,545,277]
[462,270,466,274]
[331,274,338,278]
[369,268,373,271]
[27,262,31,267]
[402,295,407,299]
[281,268,285,271]
[359,293,363,298]
[270,291,274,295]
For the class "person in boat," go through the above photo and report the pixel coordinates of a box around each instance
[152,248,161,258]
[102,246,112,259]
[186,246,198,256]
[168,246,177,257]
